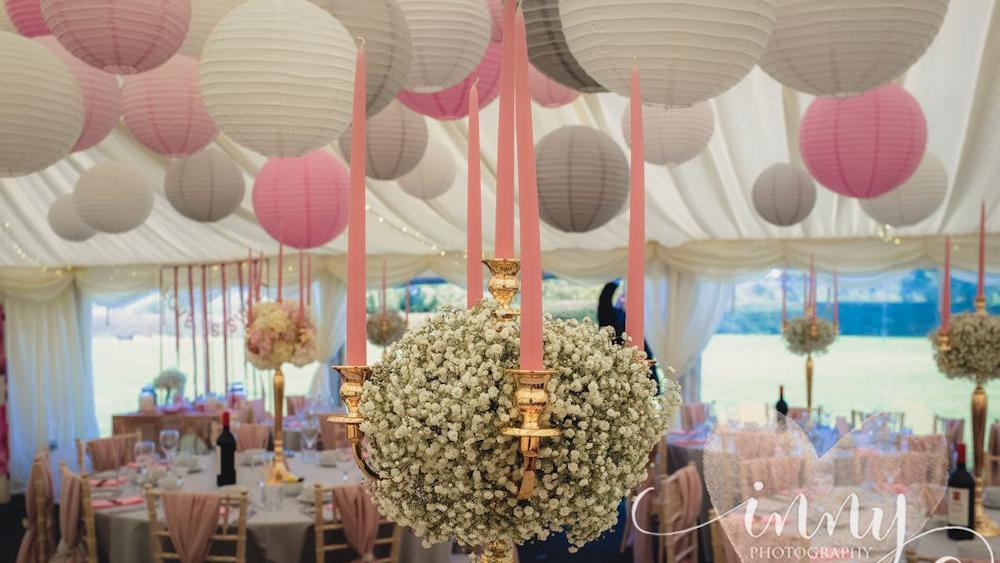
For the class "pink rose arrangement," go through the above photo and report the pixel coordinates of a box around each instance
[245,301,317,370]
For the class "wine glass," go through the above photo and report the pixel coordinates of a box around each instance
[134,440,156,475]
[159,429,180,465]
[300,417,319,464]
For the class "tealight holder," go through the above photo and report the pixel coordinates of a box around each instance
[328,365,380,481]
[500,368,561,500]
[482,258,520,323]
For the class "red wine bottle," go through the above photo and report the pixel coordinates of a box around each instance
[775,385,789,417]
[947,443,975,540]
[216,411,237,487]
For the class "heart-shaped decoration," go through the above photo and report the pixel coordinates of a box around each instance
[703,413,948,562]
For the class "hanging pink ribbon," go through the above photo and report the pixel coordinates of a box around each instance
[201,265,210,395]
[187,265,198,392]
[173,267,181,365]
[277,243,284,302]
[306,254,312,307]
[221,263,229,392]
[298,249,304,316]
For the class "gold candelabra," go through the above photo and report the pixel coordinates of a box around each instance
[500,369,561,500]
[327,365,379,481]
[267,367,297,483]
[483,258,521,322]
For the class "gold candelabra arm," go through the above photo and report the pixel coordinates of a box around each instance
[482,258,521,323]
[937,331,952,352]
[977,295,987,315]
[500,369,560,500]
[329,365,381,481]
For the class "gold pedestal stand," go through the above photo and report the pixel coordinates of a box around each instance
[328,365,379,481]
[805,352,814,412]
[267,367,298,483]
[972,377,1000,537]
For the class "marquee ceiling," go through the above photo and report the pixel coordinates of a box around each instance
[1,0,998,268]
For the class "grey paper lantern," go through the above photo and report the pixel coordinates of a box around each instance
[48,193,96,242]
[523,0,605,94]
[752,163,817,227]
[397,142,456,200]
[308,0,411,116]
[0,32,83,177]
[165,148,246,222]
[622,101,715,166]
[73,162,154,234]
[339,100,428,181]
[397,0,491,91]
[860,153,948,227]
[179,0,247,58]
[760,0,949,97]
[536,126,629,233]
[559,0,777,107]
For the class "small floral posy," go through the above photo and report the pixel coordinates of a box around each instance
[931,312,1000,382]
[153,368,186,401]
[782,316,836,356]
[361,301,678,551]
[245,301,317,370]
[367,310,407,348]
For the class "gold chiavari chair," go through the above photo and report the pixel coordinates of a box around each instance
[313,483,400,563]
[707,509,731,563]
[57,462,98,563]
[657,462,699,563]
[76,430,142,472]
[21,450,55,563]
[144,487,249,563]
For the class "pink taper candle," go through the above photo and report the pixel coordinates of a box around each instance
[625,67,645,350]
[467,83,484,308]
[493,0,515,259]
[978,201,986,301]
[513,9,543,371]
[943,236,951,332]
[346,45,367,366]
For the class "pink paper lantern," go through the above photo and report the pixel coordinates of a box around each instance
[41,0,190,74]
[397,41,501,121]
[487,0,502,41]
[35,36,120,152]
[529,64,579,108]
[252,150,349,249]
[121,55,216,158]
[800,83,927,199]
[5,0,48,37]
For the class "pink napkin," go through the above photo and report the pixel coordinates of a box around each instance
[90,476,127,489]
[162,491,223,563]
[92,496,144,510]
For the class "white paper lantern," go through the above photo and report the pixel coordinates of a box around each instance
[397,0,491,91]
[164,148,246,222]
[524,0,605,93]
[622,101,715,166]
[760,0,949,97]
[536,126,629,233]
[0,32,82,177]
[338,100,428,181]
[48,193,96,242]
[397,142,456,200]
[179,0,247,59]
[860,153,948,227]
[199,0,357,157]
[308,0,411,116]
[559,0,777,107]
[73,162,154,234]
[751,163,817,227]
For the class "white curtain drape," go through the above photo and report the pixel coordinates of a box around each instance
[308,271,348,404]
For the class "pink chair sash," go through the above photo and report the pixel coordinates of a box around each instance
[87,434,137,472]
[681,404,708,430]
[331,485,380,563]
[162,491,223,563]
[52,466,85,563]
[233,424,270,452]
[16,452,54,563]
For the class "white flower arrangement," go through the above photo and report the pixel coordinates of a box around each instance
[153,368,186,402]
[245,301,317,370]
[360,301,677,550]
[782,316,836,355]
[931,313,1000,382]
[367,310,407,348]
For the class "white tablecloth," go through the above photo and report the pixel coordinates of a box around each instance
[913,507,1000,561]
[93,455,451,563]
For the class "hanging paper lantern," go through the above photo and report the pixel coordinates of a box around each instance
[751,163,817,227]
[41,0,190,74]
[307,0,412,117]
[398,42,502,121]
[622,101,714,166]
[179,0,246,59]
[397,0,491,91]
[529,64,579,108]
[0,33,82,177]
[121,55,216,158]
[397,142,456,200]
[73,162,155,234]
[164,148,246,222]
[338,100,428,181]
[487,0,502,41]
[800,83,927,199]
[535,126,629,233]
[34,36,120,153]
[199,0,357,157]
[48,193,96,242]
[252,150,349,249]
[523,0,605,93]
[860,153,948,227]
[558,0,777,107]
[5,0,48,37]
[761,0,949,97]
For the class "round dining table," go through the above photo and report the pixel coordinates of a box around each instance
[92,454,453,563]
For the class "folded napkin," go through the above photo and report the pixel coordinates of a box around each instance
[93,496,144,510]
[90,476,127,489]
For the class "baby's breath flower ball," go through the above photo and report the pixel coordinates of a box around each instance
[931,313,1000,382]
[782,316,836,355]
[360,301,676,550]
